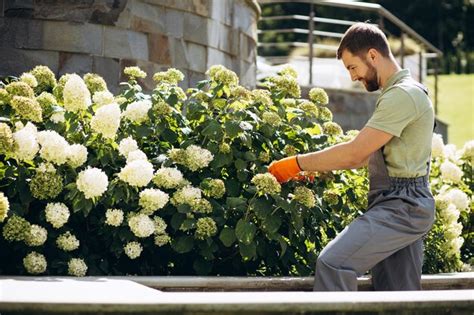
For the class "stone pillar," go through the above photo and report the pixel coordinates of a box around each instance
[0,0,260,92]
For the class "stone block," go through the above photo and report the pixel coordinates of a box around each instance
[142,0,209,17]
[169,37,188,68]
[0,46,59,78]
[58,52,93,76]
[183,12,208,45]
[148,33,171,65]
[233,0,257,38]
[92,56,121,94]
[127,0,166,34]
[239,60,256,88]
[164,8,184,38]
[187,42,206,73]
[207,47,231,69]
[210,0,231,26]
[217,23,232,54]
[103,26,148,60]
[41,20,103,55]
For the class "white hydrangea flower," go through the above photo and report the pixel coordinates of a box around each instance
[37,130,69,165]
[20,73,38,88]
[139,189,169,214]
[431,133,444,158]
[23,251,47,274]
[12,122,39,161]
[118,159,154,187]
[445,189,469,211]
[63,74,91,113]
[154,233,170,247]
[76,167,109,199]
[122,100,152,124]
[25,224,47,247]
[126,149,148,163]
[444,221,463,240]
[56,231,80,251]
[50,111,65,123]
[461,140,474,160]
[153,167,184,189]
[440,203,460,224]
[68,258,88,277]
[128,213,155,238]
[67,144,88,168]
[184,145,213,171]
[90,103,121,139]
[105,208,124,227]
[153,216,167,235]
[45,202,70,229]
[171,186,202,206]
[92,90,115,108]
[440,160,463,183]
[124,241,142,259]
[118,136,138,158]
[443,144,458,162]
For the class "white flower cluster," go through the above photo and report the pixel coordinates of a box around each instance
[139,189,169,215]
[124,241,143,259]
[126,149,148,163]
[25,224,47,247]
[45,202,70,229]
[20,73,38,88]
[37,130,69,165]
[90,103,121,139]
[63,74,91,113]
[92,90,115,108]
[153,167,184,189]
[118,159,154,187]
[128,213,155,238]
[68,258,88,277]
[118,136,138,158]
[105,208,124,227]
[431,133,444,158]
[76,167,109,199]
[440,160,463,183]
[56,231,80,251]
[23,251,47,274]
[122,100,152,124]
[169,145,214,172]
[67,144,88,168]
[12,122,39,161]
[171,186,202,206]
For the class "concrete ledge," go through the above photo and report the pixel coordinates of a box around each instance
[115,272,474,291]
[0,278,472,314]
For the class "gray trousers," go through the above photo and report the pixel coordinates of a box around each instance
[313,149,435,291]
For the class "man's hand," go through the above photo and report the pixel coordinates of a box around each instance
[268,156,302,183]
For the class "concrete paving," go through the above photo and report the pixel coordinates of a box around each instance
[0,277,473,314]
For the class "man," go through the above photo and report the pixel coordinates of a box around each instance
[268,22,435,291]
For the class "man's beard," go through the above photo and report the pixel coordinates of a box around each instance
[362,63,379,92]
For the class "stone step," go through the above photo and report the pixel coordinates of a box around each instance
[0,277,473,315]
[112,272,474,291]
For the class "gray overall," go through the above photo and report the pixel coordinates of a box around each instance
[313,148,435,291]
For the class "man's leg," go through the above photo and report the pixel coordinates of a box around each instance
[313,208,430,291]
[371,238,424,290]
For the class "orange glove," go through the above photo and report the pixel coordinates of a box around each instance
[268,156,302,183]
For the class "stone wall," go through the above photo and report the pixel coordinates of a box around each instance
[0,0,260,92]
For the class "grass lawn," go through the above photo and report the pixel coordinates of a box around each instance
[426,74,474,147]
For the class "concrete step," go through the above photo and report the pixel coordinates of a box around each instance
[113,272,474,291]
[0,277,473,315]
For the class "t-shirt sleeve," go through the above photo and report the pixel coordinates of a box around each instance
[365,88,416,137]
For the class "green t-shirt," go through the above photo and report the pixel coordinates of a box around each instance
[366,69,434,178]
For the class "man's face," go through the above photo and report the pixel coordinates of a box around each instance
[341,50,379,92]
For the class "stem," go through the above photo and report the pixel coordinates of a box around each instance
[271,206,281,216]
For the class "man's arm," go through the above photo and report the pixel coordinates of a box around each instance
[297,127,393,172]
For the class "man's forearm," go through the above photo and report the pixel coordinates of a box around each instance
[297,141,365,172]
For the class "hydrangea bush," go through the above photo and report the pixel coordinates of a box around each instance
[0,65,471,276]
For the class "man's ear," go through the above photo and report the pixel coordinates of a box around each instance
[367,48,378,64]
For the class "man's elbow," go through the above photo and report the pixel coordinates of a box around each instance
[346,143,369,167]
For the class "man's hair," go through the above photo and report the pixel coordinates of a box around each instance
[336,23,390,59]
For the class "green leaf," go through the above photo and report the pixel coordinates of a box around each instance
[219,226,236,247]
[226,179,241,196]
[167,93,179,106]
[251,197,272,219]
[201,120,223,141]
[224,121,242,138]
[193,257,213,275]
[244,151,257,161]
[180,218,196,231]
[262,215,281,235]
[234,159,247,170]
[235,219,256,245]
[171,236,194,254]
[177,204,192,214]
[170,213,186,230]
[226,197,247,209]
[239,242,257,260]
